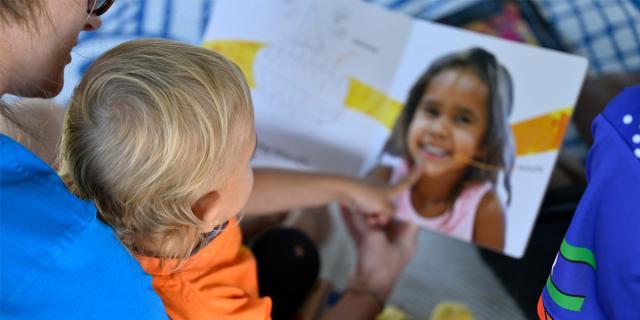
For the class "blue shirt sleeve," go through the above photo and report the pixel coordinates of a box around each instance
[1,135,167,319]
[541,86,640,319]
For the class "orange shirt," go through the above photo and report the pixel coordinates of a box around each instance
[135,219,272,320]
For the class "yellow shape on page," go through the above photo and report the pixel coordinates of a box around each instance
[512,107,573,156]
[344,78,403,130]
[202,40,265,88]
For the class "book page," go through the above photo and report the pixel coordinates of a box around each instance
[203,0,413,175]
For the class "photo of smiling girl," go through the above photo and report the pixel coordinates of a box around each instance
[372,47,514,252]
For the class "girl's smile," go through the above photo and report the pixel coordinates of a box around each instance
[416,142,451,160]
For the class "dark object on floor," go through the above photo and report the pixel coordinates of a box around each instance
[252,227,320,320]
[478,185,584,319]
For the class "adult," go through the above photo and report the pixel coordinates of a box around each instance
[1,0,168,318]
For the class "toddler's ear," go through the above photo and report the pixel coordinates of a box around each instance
[192,191,223,225]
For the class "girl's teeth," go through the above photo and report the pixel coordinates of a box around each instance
[422,145,447,156]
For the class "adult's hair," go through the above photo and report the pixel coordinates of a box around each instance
[0,0,44,27]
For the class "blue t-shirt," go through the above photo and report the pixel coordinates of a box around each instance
[0,135,167,319]
[539,86,640,319]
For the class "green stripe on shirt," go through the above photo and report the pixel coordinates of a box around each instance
[546,276,585,312]
[560,239,597,270]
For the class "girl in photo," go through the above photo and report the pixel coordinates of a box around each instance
[374,47,514,252]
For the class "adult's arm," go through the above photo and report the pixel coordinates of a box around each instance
[322,207,419,320]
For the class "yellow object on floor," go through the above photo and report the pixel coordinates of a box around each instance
[376,305,412,320]
[430,301,475,320]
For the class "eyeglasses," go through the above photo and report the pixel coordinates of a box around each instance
[87,0,114,16]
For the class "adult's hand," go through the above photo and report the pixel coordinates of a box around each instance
[341,206,418,300]
[321,208,418,320]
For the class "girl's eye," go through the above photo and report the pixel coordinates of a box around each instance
[422,107,439,117]
[455,114,472,124]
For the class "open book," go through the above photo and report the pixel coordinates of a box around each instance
[203,0,587,258]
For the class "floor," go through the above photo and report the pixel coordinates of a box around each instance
[318,204,527,319]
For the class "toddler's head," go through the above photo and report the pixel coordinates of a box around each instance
[390,48,514,201]
[59,39,256,260]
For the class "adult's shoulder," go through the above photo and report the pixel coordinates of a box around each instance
[1,137,167,319]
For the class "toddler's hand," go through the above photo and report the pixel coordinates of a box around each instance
[344,166,422,226]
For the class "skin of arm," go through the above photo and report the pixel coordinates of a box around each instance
[245,167,421,225]
[472,190,505,252]
[321,207,418,320]
[321,290,383,320]
[366,166,392,184]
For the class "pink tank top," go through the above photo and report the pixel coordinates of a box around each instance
[390,160,492,242]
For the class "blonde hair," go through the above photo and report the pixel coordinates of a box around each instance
[59,38,254,261]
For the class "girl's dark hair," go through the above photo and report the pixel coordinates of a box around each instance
[386,47,515,204]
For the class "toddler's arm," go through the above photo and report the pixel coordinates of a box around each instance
[366,166,393,184]
[244,167,421,225]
